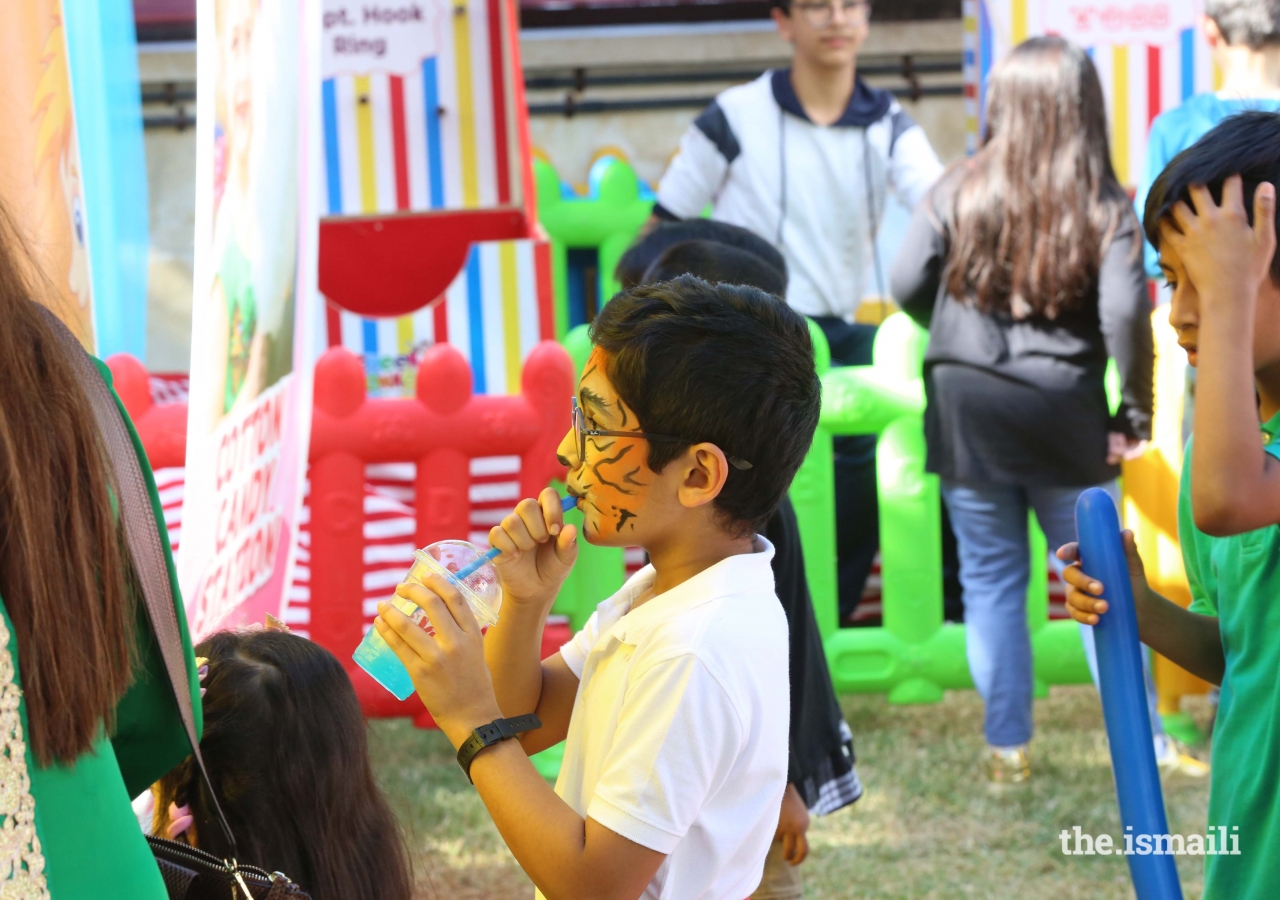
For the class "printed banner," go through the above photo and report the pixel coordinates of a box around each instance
[0,1,95,348]
[1041,1,1197,48]
[320,0,523,217]
[319,0,541,397]
[964,0,1213,184]
[181,0,320,639]
[322,1,443,75]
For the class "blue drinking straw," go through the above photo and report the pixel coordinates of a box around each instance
[450,494,578,583]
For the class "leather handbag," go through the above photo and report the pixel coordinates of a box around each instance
[43,309,310,900]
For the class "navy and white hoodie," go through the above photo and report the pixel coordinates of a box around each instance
[655,70,943,320]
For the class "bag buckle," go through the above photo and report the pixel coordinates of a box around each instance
[226,858,255,898]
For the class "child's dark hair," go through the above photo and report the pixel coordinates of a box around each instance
[155,631,413,900]
[1205,1,1280,48]
[643,239,788,297]
[589,275,820,533]
[1143,110,1280,286]
[616,220,787,289]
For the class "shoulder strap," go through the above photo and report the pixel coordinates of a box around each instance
[38,307,240,857]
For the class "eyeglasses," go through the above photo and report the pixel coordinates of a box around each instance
[571,398,753,471]
[792,0,870,29]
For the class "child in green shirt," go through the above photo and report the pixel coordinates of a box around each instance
[1061,110,1280,899]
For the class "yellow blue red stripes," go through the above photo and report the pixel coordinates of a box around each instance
[320,0,544,397]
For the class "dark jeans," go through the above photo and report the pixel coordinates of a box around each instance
[812,316,963,623]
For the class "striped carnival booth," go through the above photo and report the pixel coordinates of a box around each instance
[318,0,552,400]
[963,0,1216,184]
[321,0,527,219]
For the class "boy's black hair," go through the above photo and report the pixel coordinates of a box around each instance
[1205,1,1280,48]
[589,275,820,534]
[616,219,787,289]
[1143,110,1280,286]
[642,239,789,297]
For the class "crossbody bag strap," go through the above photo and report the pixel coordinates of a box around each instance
[38,307,240,857]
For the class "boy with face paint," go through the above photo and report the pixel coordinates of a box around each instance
[375,277,821,900]
[638,230,863,900]
[1060,111,1280,899]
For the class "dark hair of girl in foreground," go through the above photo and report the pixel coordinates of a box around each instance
[155,630,413,900]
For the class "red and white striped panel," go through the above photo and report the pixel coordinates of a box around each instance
[149,374,190,406]
[624,547,647,578]
[848,553,1071,626]
[154,466,186,556]
[284,455,526,640]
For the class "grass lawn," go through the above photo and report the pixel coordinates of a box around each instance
[369,685,1213,899]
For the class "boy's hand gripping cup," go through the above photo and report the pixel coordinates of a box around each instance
[353,540,503,700]
[353,495,576,700]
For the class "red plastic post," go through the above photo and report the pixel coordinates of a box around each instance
[103,344,575,721]
[106,353,189,470]
[309,340,573,718]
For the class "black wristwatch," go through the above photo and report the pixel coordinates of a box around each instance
[456,714,542,782]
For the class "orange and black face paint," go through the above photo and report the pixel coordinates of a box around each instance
[576,348,651,539]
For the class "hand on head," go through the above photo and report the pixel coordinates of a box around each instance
[1160,176,1277,311]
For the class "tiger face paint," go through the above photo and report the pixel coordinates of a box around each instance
[560,348,655,545]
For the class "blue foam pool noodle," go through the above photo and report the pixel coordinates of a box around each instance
[1075,488,1182,899]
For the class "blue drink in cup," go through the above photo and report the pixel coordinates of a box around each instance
[353,539,504,700]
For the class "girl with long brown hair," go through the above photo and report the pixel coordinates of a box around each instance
[0,202,203,895]
[890,36,1155,782]
[152,629,414,900]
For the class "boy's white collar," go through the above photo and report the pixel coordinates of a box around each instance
[605,536,776,644]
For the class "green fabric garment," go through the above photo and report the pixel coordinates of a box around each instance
[1179,411,1280,899]
[221,241,258,414]
[0,357,203,898]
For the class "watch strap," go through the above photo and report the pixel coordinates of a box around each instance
[457,713,542,782]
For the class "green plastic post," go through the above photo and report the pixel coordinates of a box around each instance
[1027,514,1050,698]
[820,313,1091,702]
[534,156,653,321]
[789,320,839,640]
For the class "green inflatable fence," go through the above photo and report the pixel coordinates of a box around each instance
[534,156,653,340]
[814,313,1092,702]
[535,155,1092,703]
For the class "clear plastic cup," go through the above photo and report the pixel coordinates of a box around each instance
[353,540,503,700]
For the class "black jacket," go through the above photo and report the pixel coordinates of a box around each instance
[891,168,1154,487]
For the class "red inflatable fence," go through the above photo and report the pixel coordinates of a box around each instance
[106,343,575,725]
[310,340,572,720]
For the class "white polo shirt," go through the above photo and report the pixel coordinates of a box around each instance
[546,537,789,900]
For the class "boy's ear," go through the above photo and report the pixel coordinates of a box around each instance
[772,6,795,42]
[676,443,732,510]
[1199,14,1224,49]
